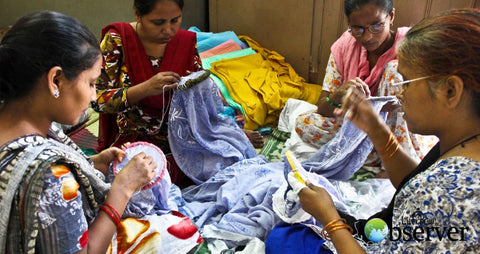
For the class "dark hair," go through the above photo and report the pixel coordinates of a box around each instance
[0,10,100,103]
[397,8,480,116]
[134,0,184,16]
[344,0,394,18]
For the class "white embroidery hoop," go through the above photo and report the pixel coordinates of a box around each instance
[112,141,167,190]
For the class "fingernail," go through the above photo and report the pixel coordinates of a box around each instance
[346,109,352,119]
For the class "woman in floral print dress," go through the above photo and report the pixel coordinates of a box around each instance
[291,0,437,176]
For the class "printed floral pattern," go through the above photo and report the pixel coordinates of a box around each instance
[37,164,88,252]
[376,157,480,253]
[51,164,80,201]
[107,213,204,254]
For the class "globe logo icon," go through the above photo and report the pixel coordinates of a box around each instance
[364,218,389,242]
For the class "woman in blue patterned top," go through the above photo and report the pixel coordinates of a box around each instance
[0,11,159,253]
[268,8,480,253]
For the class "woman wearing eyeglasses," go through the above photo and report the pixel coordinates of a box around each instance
[289,0,436,177]
[267,8,480,253]
[321,0,399,106]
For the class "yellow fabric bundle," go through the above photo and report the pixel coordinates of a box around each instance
[209,35,321,130]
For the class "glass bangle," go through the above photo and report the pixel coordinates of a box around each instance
[100,206,121,227]
[326,94,342,108]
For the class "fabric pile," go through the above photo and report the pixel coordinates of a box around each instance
[189,27,322,131]
[164,62,396,254]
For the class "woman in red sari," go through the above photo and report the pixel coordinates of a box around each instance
[93,0,202,188]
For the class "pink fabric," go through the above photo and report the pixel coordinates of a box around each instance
[199,39,242,59]
[330,27,409,95]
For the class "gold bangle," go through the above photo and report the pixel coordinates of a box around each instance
[323,218,346,231]
[380,131,400,158]
[382,132,395,152]
[321,218,347,240]
[320,223,353,241]
[328,224,354,236]
[387,141,400,158]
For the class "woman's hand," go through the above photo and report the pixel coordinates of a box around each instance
[87,152,157,253]
[125,71,182,106]
[143,71,181,95]
[126,71,181,105]
[339,78,371,97]
[380,99,402,112]
[90,147,126,175]
[334,87,384,135]
[332,78,371,103]
[318,78,371,116]
[112,152,157,195]
[298,182,341,226]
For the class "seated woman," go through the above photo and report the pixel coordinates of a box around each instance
[94,0,263,189]
[286,0,436,175]
[267,8,480,253]
[93,0,202,188]
[0,11,203,253]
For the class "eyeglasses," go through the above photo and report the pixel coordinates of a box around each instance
[348,15,388,37]
[392,76,431,94]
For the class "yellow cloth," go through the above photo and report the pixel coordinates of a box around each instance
[209,35,321,130]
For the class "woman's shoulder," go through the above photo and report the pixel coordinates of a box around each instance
[100,22,135,44]
[390,156,480,252]
[100,28,125,53]
[395,26,411,41]
[331,30,356,50]
[434,156,480,170]
[0,134,47,155]
[0,127,88,166]
[416,156,480,182]
[398,157,480,198]
[102,22,132,34]
[407,156,480,192]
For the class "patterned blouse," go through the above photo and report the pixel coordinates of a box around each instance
[0,127,99,253]
[369,157,480,253]
[94,30,202,137]
[37,164,88,252]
